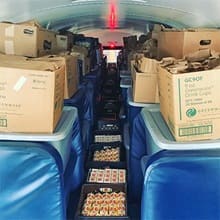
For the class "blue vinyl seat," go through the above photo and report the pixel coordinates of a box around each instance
[141,150,220,220]
[129,113,147,203]
[0,141,76,220]
[64,84,93,150]
[68,116,85,191]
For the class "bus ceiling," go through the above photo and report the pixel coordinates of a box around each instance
[1,0,220,46]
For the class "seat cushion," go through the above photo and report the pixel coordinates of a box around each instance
[141,150,220,220]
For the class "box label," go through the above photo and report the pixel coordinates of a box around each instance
[177,73,220,121]
[179,125,213,137]
[0,118,7,127]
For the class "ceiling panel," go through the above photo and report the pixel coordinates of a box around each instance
[0,0,220,32]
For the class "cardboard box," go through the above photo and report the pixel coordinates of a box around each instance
[0,52,27,61]
[132,68,159,103]
[127,52,144,72]
[158,65,220,141]
[56,35,68,51]
[130,60,135,79]
[72,45,90,74]
[135,57,158,73]
[0,20,57,57]
[34,54,79,99]
[158,29,220,59]
[132,57,159,103]
[0,55,64,133]
[59,31,74,51]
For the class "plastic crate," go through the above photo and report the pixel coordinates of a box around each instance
[93,132,122,143]
[86,168,127,184]
[87,143,126,169]
[99,112,118,121]
[75,183,129,220]
[96,120,121,132]
[101,94,121,102]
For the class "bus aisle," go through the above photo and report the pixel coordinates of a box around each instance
[67,61,140,219]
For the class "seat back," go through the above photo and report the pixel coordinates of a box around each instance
[129,113,147,202]
[141,150,220,220]
[67,118,85,191]
[64,84,92,151]
[0,141,66,220]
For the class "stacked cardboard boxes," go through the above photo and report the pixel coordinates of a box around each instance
[132,57,159,103]
[122,30,161,104]
[34,53,79,99]
[158,50,220,141]
[72,45,90,75]
[0,55,65,133]
[125,26,220,141]
[0,20,57,57]
[56,34,68,52]
[157,28,220,59]
[0,20,82,133]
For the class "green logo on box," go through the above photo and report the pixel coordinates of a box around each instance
[186,108,197,117]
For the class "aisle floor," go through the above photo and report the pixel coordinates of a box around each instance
[66,65,141,220]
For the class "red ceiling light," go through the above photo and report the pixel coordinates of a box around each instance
[109,42,115,48]
[108,1,117,29]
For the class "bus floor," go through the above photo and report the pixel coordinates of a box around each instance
[66,159,141,220]
[67,66,140,220]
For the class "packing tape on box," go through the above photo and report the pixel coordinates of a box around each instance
[4,25,15,54]
[4,40,15,55]
[5,25,15,37]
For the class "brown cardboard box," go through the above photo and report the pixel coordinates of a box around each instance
[158,65,220,141]
[158,29,220,59]
[0,20,57,57]
[56,35,68,51]
[34,54,79,99]
[0,55,64,133]
[0,53,28,61]
[130,60,135,79]
[72,45,90,74]
[132,67,159,103]
[59,31,74,51]
[135,56,158,73]
[71,52,86,75]
[127,51,144,72]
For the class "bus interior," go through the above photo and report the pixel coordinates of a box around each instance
[0,1,220,220]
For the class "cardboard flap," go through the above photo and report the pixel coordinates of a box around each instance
[186,28,220,32]
[72,45,88,56]
[0,55,64,71]
[185,49,211,62]
[136,57,158,73]
[17,20,41,28]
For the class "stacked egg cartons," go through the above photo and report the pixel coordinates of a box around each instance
[76,65,129,219]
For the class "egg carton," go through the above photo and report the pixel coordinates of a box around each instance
[94,134,122,143]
